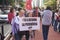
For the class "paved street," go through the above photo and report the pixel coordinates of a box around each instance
[0,23,11,36]
[35,22,60,40]
[0,22,60,40]
[9,22,60,40]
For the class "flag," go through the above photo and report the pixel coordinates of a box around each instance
[25,0,32,10]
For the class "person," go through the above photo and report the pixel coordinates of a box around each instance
[52,10,55,26]
[54,9,58,31]
[33,7,41,17]
[8,7,15,24]
[56,9,60,32]
[42,6,52,40]
[28,11,35,40]
[11,8,29,40]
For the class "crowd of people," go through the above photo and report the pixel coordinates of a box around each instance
[7,6,60,40]
[53,9,60,32]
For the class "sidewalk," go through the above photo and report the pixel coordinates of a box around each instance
[9,22,60,40]
[35,22,60,40]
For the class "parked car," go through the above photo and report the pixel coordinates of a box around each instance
[0,9,10,23]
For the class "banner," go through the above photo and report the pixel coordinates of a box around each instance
[25,0,32,10]
[19,17,40,31]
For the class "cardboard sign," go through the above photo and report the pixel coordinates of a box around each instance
[19,17,40,31]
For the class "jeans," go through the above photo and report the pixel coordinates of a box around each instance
[54,20,58,31]
[52,18,54,26]
[14,33,20,40]
[14,31,29,40]
[42,25,50,40]
[59,23,60,32]
[57,22,60,32]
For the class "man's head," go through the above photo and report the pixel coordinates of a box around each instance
[46,6,51,10]
[18,8,25,17]
[55,9,58,13]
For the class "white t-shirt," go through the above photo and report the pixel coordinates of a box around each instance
[54,13,58,20]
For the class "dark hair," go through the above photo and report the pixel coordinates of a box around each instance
[46,6,51,10]
[18,8,22,12]
[10,7,14,12]
[55,9,58,12]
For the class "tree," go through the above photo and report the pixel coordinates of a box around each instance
[0,0,9,5]
[44,0,57,10]
[0,0,3,5]
[9,0,15,7]
[19,0,25,7]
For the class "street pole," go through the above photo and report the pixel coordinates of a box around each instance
[2,0,4,37]
[1,24,4,40]
[2,0,4,11]
[1,1,4,40]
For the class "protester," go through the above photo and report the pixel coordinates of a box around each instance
[54,9,58,31]
[33,7,41,17]
[28,11,33,17]
[56,9,60,32]
[52,10,55,26]
[8,7,15,24]
[42,6,52,40]
[11,8,29,40]
[28,11,35,40]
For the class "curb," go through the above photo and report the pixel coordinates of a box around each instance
[4,33,12,40]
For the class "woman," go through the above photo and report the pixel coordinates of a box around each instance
[8,7,15,24]
[56,10,60,32]
[28,11,35,40]
[11,8,29,40]
[54,9,58,31]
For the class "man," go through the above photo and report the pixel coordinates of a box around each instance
[11,8,29,40]
[42,6,52,40]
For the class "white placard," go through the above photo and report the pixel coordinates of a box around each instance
[19,17,40,31]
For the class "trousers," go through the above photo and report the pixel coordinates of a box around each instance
[42,25,50,40]
[14,31,29,40]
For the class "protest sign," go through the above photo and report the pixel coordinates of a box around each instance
[19,17,40,31]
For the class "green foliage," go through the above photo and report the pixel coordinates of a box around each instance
[19,1,25,7]
[9,0,15,7]
[0,0,2,4]
[44,0,57,10]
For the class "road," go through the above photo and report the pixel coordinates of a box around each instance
[10,22,60,40]
[0,22,60,40]
[0,23,11,36]
[35,22,60,40]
